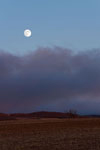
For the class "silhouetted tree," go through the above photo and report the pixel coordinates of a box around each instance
[68,109,77,115]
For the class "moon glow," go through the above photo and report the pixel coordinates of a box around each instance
[24,29,32,37]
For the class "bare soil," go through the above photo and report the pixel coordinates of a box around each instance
[0,118,100,150]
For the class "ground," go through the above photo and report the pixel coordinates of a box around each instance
[0,118,100,150]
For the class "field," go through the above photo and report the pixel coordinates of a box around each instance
[0,118,100,150]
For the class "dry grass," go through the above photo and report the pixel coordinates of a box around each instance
[0,118,100,150]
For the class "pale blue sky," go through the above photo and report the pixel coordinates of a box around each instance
[0,0,100,54]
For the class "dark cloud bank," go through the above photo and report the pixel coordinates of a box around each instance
[0,47,100,114]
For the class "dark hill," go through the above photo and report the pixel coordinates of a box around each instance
[0,113,16,121]
[10,111,79,118]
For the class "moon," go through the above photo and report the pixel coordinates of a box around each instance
[24,29,32,37]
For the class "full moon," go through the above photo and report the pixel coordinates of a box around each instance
[24,29,32,37]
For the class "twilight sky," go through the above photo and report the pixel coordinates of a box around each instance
[0,0,100,54]
[0,0,100,114]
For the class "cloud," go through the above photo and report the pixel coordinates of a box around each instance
[0,47,100,114]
